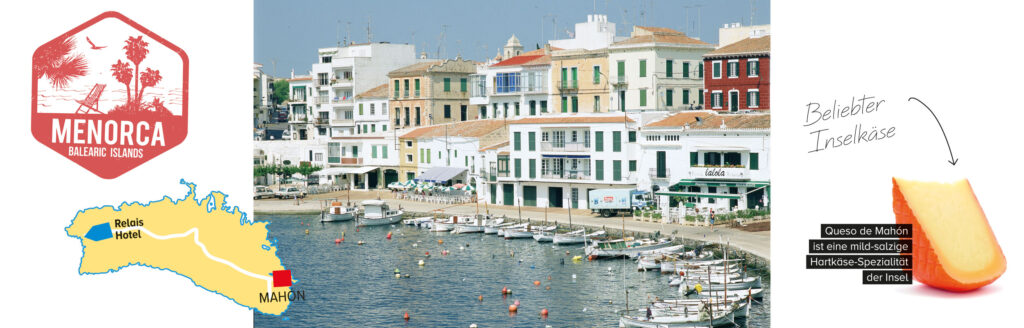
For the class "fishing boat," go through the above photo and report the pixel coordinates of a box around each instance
[452,215,486,234]
[503,227,536,239]
[357,200,403,226]
[637,254,679,271]
[676,276,763,291]
[532,231,553,242]
[402,217,433,226]
[484,221,512,234]
[497,223,528,237]
[652,295,752,319]
[618,308,734,327]
[631,244,687,259]
[552,230,606,245]
[320,200,358,222]
[585,238,677,258]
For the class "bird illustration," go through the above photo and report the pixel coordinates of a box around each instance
[86,37,106,50]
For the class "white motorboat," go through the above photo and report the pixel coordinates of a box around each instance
[630,244,687,259]
[552,230,605,245]
[357,200,404,226]
[503,228,536,239]
[452,215,486,234]
[402,217,433,226]
[637,254,678,271]
[669,273,745,286]
[429,221,454,232]
[677,276,763,291]
[585,239,676,258]
[484,221,513,234]
[652,295,752,319]
[321,201,357,222]
[619,308,734,327]
[497,223,528,237]
[533,231,553,242]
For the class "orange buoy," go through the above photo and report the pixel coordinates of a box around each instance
[588,255,597,261]
[533,280,541,286]
[387,232,392,240]
[478,295,483,301]
[403,312,410,321]
[541,308,549,317]
[438,239,444,245]
[545,286,551,290]
[501,286,508,294]
[334,238,341,244]
[508,304,518,312]
[425,251,430,256]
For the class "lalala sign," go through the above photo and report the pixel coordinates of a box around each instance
[31,11,188,179]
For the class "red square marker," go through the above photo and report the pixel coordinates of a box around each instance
[272,270,292,287]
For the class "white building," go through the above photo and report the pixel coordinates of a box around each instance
[549,14,626,51]
[401,119,508,187]
[353,83,392,135]
[309,42,427,139]
[489,114,640,209]
[718,23,771,48]
[476,37,555,120]
[608,26,714,112]
[253,63,275,129]
[637,111,770,216]
[285,75,313,140]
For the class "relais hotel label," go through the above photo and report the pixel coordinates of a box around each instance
[31,12,188,179]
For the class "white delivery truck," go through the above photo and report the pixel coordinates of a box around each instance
[588,189,650,217]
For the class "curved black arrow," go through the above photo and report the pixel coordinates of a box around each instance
[908,97,958,166]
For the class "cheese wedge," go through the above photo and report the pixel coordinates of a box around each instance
[892,178,1005,291]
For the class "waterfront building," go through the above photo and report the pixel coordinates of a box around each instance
[488,114,640,209]
[398,119,508,184]
[476,38,556,120]
[254,63,276,129]
[608,26,714,112]
[702,34,770,112]
[285,75,313,140]
[354,83,391,135]
[550,47,610,114]
[388,58,478,129]
[637,111,770,216]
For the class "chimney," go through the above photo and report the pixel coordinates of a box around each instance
[544,43,551,55]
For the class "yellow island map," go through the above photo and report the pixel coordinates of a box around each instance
[65,180,294,315]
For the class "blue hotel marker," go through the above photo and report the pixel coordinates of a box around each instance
[84,222,113,242]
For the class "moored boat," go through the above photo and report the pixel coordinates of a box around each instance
[618,307,734,327]
[357,200,403,226]
[321,201,357,222]
[585,238,677,258]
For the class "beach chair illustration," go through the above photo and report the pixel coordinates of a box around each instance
[75,83,106,114]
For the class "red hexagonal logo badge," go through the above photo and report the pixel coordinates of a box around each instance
[31,11,188,179]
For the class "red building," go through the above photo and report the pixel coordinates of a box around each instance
[703,35,770,112]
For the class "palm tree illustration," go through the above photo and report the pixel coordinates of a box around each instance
[33,36,88,89]
[110,60,133,106]
[124,36,149,110]
[138,67,162,106]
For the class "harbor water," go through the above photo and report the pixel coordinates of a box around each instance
[254,215,770,327]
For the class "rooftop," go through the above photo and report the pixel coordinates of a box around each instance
[612,26,711,47]
[490,46,562,67]
[388,61,444,77]
[400,119,507,139]
[646,111,770,129]
[355,83,389,99]
[705,35,771,57]
[509,115,635,125]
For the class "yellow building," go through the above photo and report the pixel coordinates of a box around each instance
[550,48,610,114]
[388,58,478,129]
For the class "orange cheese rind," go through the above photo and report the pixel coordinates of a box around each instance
[892,178,1005,292]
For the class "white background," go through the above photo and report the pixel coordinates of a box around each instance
[773,0,1021,326]
[0,1,254,326]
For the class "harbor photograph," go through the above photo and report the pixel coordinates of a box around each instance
[252,0,771,326]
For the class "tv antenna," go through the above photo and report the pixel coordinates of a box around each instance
[437,24,448,59]
[367,16,373,43]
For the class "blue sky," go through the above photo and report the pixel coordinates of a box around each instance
[255,0,770,77]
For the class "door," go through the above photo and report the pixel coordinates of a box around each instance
[384,170,398,186]
[460,105,467,121]
[730,91,738,112]
[656,151,667,178]
[523,186,537,207]
[746,188,765,209]
[571,188,579,209]
[368,171,379,189]
[503,184,514,205]
[490,184,497,204]
[548,187,563,208]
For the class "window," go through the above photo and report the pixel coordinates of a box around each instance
[460,105,467,121]
[689,152,698,167]
[612,131,621,152]
[712,92,723,109]
[406,141,413,147]
[594,95,600,112]
[404,79,410,97]
[750,153,760,170]
[481,105,488,118]
[540,100,547,113]
[595,160,604,181]
[699,62,704,78]
[383,124,388,132]
[371,125,376,133]
[419,148,424,163]
[514,158,521,178]
[382,146,388,159]
[639,59,647,77]
[393,80,399,98]
[665,135,679,142]
[529,101,536,116]
[571,96,578,112]
[613,160,621,181]
[407,172,415,181]
[727,61,739,78]
[406,154,413,163]
[748,59,759,77]
[503,103,509,118]
[427,149,431,163]
[712,61,721,79]
[359,103,364,115]
[528,132,535,151]
[571,67,578,83]
[370,103,375,115]
[414,79,420,97]
[595,131,604,151]
[443,78,451,92]
[683,62,690,78]
[561,96,568,113]
[321,56,331,64]
[328,142,340,163]
[496,72,521,93]
[514,102,520,116]
[460,78,467,92]
[318,73,328,86]
[593,65,600,84]
[665,59,673,78]
[628,131,636,142]
[666,89,673,107]
[629,160,637,172]
[683,89,690,104]
[444,105,451,119]
[748,90,760,108]
[371,146,377,158]
[513,132,521,151]
[639,89,647,107]
[699,89,704,105]
[529,159,536,179]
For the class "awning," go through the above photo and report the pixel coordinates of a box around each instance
[673,180,770,188]
[655,191,741,199]
[319,166,378,175]
[541,154,591,159]
[415,166,467,183]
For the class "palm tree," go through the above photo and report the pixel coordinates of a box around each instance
[123,35,149,109]
[138,68,162,106]
[110,60,133,107]
[33,37,87,89]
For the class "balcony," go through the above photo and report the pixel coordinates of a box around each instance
[315,117,330,125]
[331,78,353,88]
[288,114,308,123]
[331,97,354,107]
[540,141,589,152]
[612,75,628,88]
[497,170,510,178]
[338,157,363,165]
[330,119,354,126]
[649,167,672,181]
[541,169,591,181]
[688,166,750,180]
[556,80,578,92]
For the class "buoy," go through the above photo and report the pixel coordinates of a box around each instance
[305,229,309,235]
[387,232,392,240]
[547,275,551,280]
[412,243,418,247]
[514,300,520,306]
[341,237,345,242]
[565,250,570,255]
[541,308,549,317]
[334,238,341,244]
[418,260,425,266]
[572,255,582,262]
[588,255,596,261]
[508,304,518,312]
[404,312,410,320]
[425,251,430,256]
[545,286,551,290]
[533,280,541,286]
[501,286,508,294]
[478,295,483,301]
[438,239,444,245]
[356,228,360,232]
[470,324,478,328]
[572,274,577,280]
[395,273,401,278]
[358,240,365,245]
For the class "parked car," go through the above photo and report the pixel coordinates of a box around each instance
[254,186,274,199]
[275,187,306,199]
